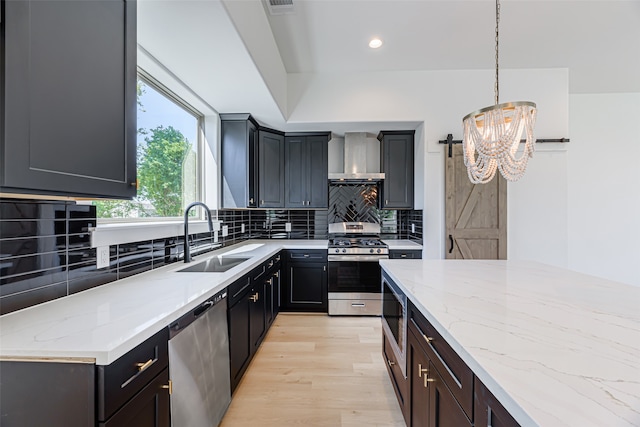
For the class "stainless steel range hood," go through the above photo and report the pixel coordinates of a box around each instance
[328,132,385,182]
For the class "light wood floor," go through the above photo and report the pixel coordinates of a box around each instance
[220,313,405,427]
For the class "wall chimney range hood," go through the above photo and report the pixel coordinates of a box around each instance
[328,132,385,182]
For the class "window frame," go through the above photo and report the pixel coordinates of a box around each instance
[96,68,205,224]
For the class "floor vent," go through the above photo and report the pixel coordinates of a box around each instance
[264,0,294,15]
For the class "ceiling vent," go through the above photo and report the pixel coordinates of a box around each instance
[264,0,295,15]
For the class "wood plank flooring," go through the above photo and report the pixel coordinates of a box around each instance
[220,313,405,427]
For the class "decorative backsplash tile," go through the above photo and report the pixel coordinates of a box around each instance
[0,197,421,315]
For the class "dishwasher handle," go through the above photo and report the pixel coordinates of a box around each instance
[193,300,214,317]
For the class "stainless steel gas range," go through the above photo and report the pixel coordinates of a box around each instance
[327,222,388,316]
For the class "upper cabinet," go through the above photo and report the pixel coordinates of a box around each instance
[379,130,415,209]
[285,133,329,208]
[1,0,137,199]
[220,114,259,208]
[258,129,285,208]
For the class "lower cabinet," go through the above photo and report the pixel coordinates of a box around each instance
[228,252,281,394]
[392,301,520,427]
[281,250,327,312]
[100,368,170,427]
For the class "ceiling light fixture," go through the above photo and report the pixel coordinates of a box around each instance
[369,38,383,49]
[462,0,537,184]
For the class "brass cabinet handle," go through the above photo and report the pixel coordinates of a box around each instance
[269,260,274,268]
[418,363,429,378]
[424,377,436,388]
[275,271,279,278]
[250,293,259,302]
[136,358,155,373]
[161,380,173,395]
[387,359,395,367]
[423,334,434,343]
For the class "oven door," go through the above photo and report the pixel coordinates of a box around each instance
[327,255,387,293]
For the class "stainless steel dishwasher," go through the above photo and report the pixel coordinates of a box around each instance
[168,289,231,427]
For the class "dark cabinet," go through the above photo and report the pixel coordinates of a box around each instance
[258,129,285,208]
[408,321,471,427]
[100,368,170,427]
[97,328,170,426]
[378,131,415,209]
[1,0,137,199]
[285,133,329,208]
[227,253,281,393]
[389,249,422,259]
[220,114,259,208]
[384,331,410,425]
[281,250,327,312]
[474,379,521,427]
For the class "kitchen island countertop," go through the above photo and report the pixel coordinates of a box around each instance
[379,259,640,427]
[0,240,327,364]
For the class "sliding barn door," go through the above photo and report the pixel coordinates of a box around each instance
[445,145,507,259]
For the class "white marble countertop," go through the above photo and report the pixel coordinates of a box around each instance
[379,259,640,427]
[0,240,327,365]
[382,239,423,250]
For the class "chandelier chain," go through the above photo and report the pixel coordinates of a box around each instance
[495,0,500,105]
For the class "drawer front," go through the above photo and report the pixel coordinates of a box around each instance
[97,328,169,421]
[328,298,381,316]
[389,249,422,259]
[286,249,327,262]
[409,303,474,420]
[383,332,407,414]
[228,275,252,307]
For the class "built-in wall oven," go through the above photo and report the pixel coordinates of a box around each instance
[327,222,388,316]
[381,271,407,377]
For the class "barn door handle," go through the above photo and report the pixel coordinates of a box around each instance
[448,235,454,253]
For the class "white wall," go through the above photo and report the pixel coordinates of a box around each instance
[287,68,570,261]
[567,93,640,286]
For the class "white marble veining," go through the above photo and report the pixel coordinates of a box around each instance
[382,239,423,250]
[0,240,327,365]
[380,259,640,427]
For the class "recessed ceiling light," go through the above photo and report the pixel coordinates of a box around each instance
[369,38,383,49]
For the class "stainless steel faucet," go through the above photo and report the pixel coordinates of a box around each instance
[183,202,214,263]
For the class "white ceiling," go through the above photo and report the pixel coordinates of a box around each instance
[265,0,640,94]
[137,0,639,135]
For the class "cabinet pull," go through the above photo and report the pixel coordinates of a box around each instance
[136,358,156,373]
[387,359,395,367]
[249,197,254,204]
[423,334,434,344]
[161,380,173,395]
[400,254,407,258]
[303,254,310,258]
[424,375,436,388]
[351,303,366,307]
[268,278,273,285]
[275,271,279,278]
[418,363,429,378]
[268,260,274,268]
[261,200,264,205]
[323,265,326,272]
[249,293,259,302]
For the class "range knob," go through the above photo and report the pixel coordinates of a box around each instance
[377,248,381,254]
[334,248,340,254]
[369,248,374,253]
[341,248,347,253]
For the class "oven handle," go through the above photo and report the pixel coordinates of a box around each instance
[328,255,389,262]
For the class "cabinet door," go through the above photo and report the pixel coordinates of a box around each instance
[285,262,327,312]
[229,296,251,393]
[474,379,521,427]
[249,284,267,350]
[408,332,430,427]
[285,136,306,208]
[428,362,472,427]
[272,269,281,319]
[221,116,258,208]
[306,135,329,208]
[258,130,285,207]
[380,132,414,209]
[2,0,137,198]
[100,368,170,427]
[265,276,274,327]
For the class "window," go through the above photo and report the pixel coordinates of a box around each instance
[94,73,202,220]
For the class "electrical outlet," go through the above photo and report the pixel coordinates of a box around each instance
[411,224,416,234]
[213,221,221,232]
[241,223,246,233]
[222,225,229,237]
[285,222,292,232]
[214,230,219,243]
[97,246,110,269]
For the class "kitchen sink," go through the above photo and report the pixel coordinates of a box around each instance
[177,256,251,273]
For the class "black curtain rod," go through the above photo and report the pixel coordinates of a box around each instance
[438,134,570,157]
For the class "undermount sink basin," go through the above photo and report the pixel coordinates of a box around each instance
[177,256,251,273]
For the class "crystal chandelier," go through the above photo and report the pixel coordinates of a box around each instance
[462,0,537,184]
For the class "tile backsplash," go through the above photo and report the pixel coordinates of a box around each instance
[0,198,421,315]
